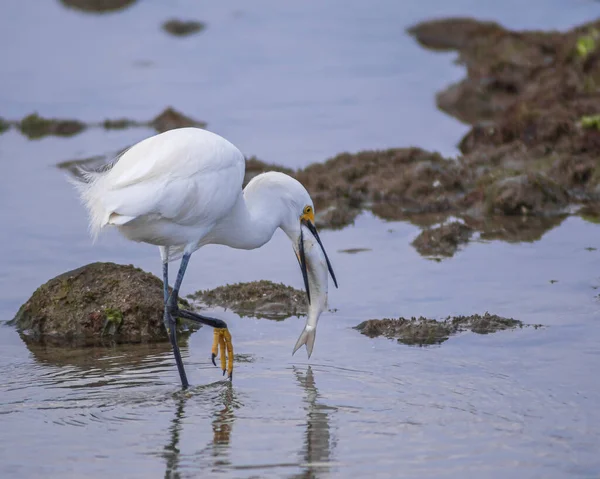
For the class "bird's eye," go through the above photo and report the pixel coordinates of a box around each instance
[303,206,312,214]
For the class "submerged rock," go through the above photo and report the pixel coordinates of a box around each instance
[19,113,86,139]
[59,0,138,13]
[355,312,534,346]
[9,262,191,346]
[188,280,308,320]
[0,117,9,134]
[102,118,140,130]
[162,19,206,37]
[411,222,474,257]
[151,107,207,133]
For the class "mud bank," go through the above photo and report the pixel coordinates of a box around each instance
[355,313,539,346]
[188,281,308,320]
[4,107,206,139]
[9,263,193,346]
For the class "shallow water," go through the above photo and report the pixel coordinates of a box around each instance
[1,1,600,478]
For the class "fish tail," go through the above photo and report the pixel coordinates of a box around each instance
[292,325,316,358]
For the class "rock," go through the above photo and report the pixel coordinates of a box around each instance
[9,262,191,346]
[102,118,139,130]
[151,107,207,133]
[411,221,474,257]
[243,156,295,187]
[355,316,454,345]
[354,312,534,346]
[0,117,9,134]
[485,174,569,216]
[295,147,465,227]
[407,17,504,52]
[19,113,86,139]
[162,19,206,37]
[337,248,372,254]
[59,0,138,13]
[188,280,308,320]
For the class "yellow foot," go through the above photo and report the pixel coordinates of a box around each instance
[211,328,234,380]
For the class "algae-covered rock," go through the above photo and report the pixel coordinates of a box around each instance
[486,174,568,216]
[188,280,308,320]
[411,221,474,257]
[355,312,534,346]
[162,19,206,37]
[60,0,138,13]
[102,118,139,130]
[19,113,86,139]
[9,262,191,346]
[151,107,207,133]
[0,117,10,134]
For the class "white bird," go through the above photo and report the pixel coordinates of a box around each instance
[71,127,337,389]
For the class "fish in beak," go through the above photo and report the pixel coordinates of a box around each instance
[292,216,338,358]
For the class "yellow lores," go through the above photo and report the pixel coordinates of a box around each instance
[300,205,315,224]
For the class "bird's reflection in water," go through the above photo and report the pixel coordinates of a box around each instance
[292,366,337,479]
[209,385,237,467]
[163,392,186,479]
[163,383,238,478]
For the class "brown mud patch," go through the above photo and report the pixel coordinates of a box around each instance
[355,312,540,346]
[59,0,138,13]
[9,262,194,347]
[162,19,206,37]
[188,280,308,320]
[412,221,474,258]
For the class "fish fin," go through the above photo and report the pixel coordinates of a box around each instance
[292,326,316,359]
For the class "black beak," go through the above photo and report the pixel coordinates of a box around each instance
[297,219,338,304]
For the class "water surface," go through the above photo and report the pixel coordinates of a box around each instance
[1,1,599,478]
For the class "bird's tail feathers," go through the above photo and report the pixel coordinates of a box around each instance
[292,325,316,359]
[66,162,115,242]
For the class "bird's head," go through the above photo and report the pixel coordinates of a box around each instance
[274,174,338,306]
[245,172,338,304]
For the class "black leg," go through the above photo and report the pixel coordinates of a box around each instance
[162,261,169,304]
[164,252,233,383]
[166,253,229,331]
[177,309,227,329]
[164,255,189,389]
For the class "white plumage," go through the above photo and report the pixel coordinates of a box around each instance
[71,127,337,388]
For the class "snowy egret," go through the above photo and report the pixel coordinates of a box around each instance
[71,127,338,388]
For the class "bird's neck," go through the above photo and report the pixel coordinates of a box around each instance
[208,189,283,250]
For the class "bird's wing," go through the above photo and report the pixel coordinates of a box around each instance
[82,128,245,234]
